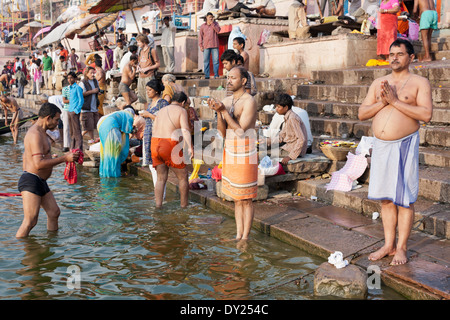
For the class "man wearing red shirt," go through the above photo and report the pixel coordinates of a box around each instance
[58,43,69,62]
[198,12,221,79]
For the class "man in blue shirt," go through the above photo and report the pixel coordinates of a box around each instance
[62,72,84,151]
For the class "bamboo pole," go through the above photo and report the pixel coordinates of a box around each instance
[131,6,141,34]
[27,0,31,52]
[40,0,43,40]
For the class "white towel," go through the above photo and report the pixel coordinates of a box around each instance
[368,131,419,208]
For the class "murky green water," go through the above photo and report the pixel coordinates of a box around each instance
[0,131,404,300]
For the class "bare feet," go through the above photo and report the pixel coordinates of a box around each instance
[368,245,396,261]
[390,248,408,265]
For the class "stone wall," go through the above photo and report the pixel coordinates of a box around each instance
[259,33,378,78]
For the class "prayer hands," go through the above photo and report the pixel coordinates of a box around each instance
[207,98,225,113]
[380,80,398,106]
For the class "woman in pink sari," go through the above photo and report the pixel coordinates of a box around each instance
[377,0,401,59]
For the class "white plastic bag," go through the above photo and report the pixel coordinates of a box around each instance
[258,156,281,176]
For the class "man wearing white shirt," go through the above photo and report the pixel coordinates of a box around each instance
[159,16,176,72]
[114,39,125,69]
[119,45,137,72]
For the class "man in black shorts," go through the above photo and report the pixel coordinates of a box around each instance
[16,103,79,238]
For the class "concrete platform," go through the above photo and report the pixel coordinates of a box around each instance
[127,162,450,300]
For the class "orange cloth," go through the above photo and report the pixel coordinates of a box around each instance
[222,136,258,200]
[151,137,186,169]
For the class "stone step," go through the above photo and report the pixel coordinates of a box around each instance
[295,175,450,239]
[297,84,450,108]
[308,117,449,148]
[294,99,449,124]
[419,146,450,168]
[311,61,450,86]
[417,50,450,62]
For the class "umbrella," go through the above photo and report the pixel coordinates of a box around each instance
[64,12,119,39]
[89,0,158,14]
[89,0,158,33]
[18,21,47,35]
[37,21,73,48]
[33,26,52,40]
[56,5,87,24]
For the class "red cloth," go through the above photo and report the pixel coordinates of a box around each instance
[377,13,398,56]
[64,149,84,184]
[0,193,21,197]
[211,166,222,181]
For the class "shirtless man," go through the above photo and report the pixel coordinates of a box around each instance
[119,54,138,105]
[358,39,433,265]
[151,91,193,208]
[413,0,437,62]
[94,59,106,116]
[208,66,258,241]
[16,103,80,238]
[1,94,23,144]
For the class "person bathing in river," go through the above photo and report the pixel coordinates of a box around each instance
[16,103,80,238]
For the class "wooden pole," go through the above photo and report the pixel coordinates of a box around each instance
[40,0,43,40]
[27,0,31,52]
[131,6,140,34]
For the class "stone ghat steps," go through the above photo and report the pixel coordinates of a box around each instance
[307,116,449,148]
[293,99,449,125]
[311,132,450,169]
[296,84,450,108]
[296,176,450,240]
[311,61,450,87]
[296,166,450,239]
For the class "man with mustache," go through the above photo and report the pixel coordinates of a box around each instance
[358,39,433,265]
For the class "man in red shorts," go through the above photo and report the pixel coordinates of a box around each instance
[151,91,193,208]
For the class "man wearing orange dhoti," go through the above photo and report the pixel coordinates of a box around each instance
[208,67,258,241]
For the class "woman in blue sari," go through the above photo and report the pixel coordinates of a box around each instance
[140,79,169,166]
[97,107,135,178]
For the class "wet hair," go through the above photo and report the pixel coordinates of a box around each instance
[67,71,77,79]
[94,54,102,60]
[146,79,164,94]
[274,93,293,110]
[221,49,238,63]
[39,102,61,119]
[136,34,149,44]
[94,59,102,67]
[390,38,415,56]
[233,37,245,49]
[129,54,138,61]
[172,91,188,104]
[123,105,136,114]
[128,45,138,53]
[236,54,244,65]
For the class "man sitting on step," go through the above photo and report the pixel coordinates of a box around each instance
[262,93,308,165]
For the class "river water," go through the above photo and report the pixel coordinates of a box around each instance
[0,131,404,300]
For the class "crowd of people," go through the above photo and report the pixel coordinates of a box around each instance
[2,4,439,267]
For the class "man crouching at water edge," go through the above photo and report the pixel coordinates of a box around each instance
[16,103,80,238]
[151,91,193,209]
[207,66,258,241]
[358,39,433,265]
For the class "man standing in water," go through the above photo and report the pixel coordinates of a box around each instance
[358,39,433,265]
[208,66,258,241]
[16,103,80,238]
[1,94,23,144]
[151,91,193,209]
